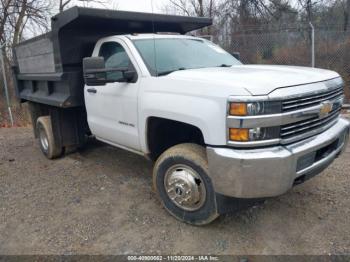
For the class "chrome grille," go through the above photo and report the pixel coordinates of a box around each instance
[282,85,344,112]
[281,108,341,140]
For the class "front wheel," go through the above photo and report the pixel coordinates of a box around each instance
[153,143,219,225]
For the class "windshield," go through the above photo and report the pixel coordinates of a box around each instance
[132,38,242,76]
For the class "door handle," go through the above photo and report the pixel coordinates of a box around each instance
[87,88,97,94]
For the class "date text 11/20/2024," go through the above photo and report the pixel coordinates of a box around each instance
[127,256,220,261]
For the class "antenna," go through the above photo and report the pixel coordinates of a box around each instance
[151,0,158,76]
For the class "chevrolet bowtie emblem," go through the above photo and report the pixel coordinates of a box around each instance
[319,101,333,118]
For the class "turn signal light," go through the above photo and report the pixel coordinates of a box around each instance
[229,103,247,116]
[229,128,249,141]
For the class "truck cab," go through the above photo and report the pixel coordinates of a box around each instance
[84,34,243,154]
[13,7,350,225]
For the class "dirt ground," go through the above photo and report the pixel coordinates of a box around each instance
[0,125,350,255]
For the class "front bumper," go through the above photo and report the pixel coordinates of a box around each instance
[207,117,350,198]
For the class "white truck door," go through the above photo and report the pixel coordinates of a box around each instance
[85,40,140,151]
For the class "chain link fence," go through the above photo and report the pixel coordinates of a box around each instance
[0,54,30,128]
[219,27,350,102]
[1,27,350,127]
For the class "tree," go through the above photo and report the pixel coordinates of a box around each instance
[168,0,215,17]
[0,0,52,48]
[167,0,217,35]
[296,0,318,23]
[344,0,350,31]
[0,0,12,45]
[59,0,108,12]
[0,0,52,112]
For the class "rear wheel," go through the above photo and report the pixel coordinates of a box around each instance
[153,143,219,225]
[36,116,63,159]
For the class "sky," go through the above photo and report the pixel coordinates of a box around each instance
[115,0,169,13]
[23,0,171,39]
[73,0,170,13]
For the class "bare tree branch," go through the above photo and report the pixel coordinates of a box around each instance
[59,0,109,12]
[169,0,191,16]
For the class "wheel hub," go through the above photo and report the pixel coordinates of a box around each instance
[39,126,49,151]
[164,165,206,211]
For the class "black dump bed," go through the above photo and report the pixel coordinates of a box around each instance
[13,7,212,108]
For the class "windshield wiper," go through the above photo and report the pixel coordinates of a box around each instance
[157,67,186,76]
[218,64,232,67]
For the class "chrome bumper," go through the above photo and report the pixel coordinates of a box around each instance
[207,118,350,198]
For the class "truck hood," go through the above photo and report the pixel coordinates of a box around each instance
[167,65,340,96]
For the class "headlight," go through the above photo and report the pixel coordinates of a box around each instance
[229,127,280,142]
[229,101,282,116]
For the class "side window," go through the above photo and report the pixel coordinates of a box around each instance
[98,42,131,81]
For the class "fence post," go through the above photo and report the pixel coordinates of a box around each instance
[309,22,315,68]
[0,44,14,127]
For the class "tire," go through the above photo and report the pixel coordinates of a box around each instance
[153,143,219,225]
[36,116,63,159]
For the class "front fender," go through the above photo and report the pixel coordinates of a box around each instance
[139,92,227,153]
[138,77,252,153]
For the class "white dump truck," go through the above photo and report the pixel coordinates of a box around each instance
[13,7,349,225]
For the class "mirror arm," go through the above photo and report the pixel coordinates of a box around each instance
[85,67,129,74]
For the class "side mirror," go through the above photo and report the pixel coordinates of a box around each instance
[231,52,241,61]
[122,70,137,82]
[83,57,107,86]
[83,56,138,85]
